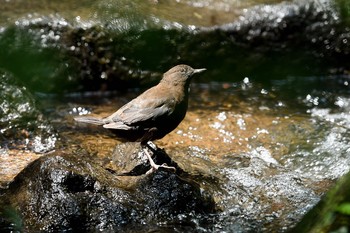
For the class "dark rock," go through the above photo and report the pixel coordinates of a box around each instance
[0,153,215,232]
[136,170,214,218]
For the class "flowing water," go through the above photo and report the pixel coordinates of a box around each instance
[1,0,350,231]
[51,74,350,231]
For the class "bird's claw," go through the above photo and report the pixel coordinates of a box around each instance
[160,163,177,173]
[146,163,176,175]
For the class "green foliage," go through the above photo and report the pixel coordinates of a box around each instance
[336,203,350,215]
[336,0,350,25]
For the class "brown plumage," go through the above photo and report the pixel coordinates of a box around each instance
[75,64,206,173]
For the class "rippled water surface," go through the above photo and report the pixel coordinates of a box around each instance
[57,74,350,231]
[1,0,350,232]
[0,0,289,28]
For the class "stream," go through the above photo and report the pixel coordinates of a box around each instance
[1,0,350,232]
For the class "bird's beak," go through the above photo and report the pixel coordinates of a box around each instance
[193,68,206,74]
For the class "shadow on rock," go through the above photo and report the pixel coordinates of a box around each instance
[0,151,215,232]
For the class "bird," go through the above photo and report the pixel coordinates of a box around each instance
[74,64,206,174]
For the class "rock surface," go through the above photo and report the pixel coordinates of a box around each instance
[0,153,215,232]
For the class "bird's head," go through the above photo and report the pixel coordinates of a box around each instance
[161,64,206,86]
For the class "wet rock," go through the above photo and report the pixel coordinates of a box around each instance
[0,153,215,232]
[207,0,350,78]
[106,142,181,176]
[0,69,57,187]
[219,0,339,46]
[0,69,57,153]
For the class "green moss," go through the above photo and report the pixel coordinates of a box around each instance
[291,171,350,233]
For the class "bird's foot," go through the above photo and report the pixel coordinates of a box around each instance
[146,163,176,175]
[142,143,176,175]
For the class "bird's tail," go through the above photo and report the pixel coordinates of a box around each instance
[74,116,105,125]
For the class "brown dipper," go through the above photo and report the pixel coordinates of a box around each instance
[75,64,206,174]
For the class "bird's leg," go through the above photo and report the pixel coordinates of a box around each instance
[143,146,160,173]
[146,141,158,151]
[141,143,176,175]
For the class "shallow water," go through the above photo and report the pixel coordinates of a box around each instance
[1,0,350,231]
[53,74,349,231]
[2,72,349,231]
[0,0,286,28]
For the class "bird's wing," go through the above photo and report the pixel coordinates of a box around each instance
[105,90,174,127]
[103,121,133,130]
[117,96,175,125]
